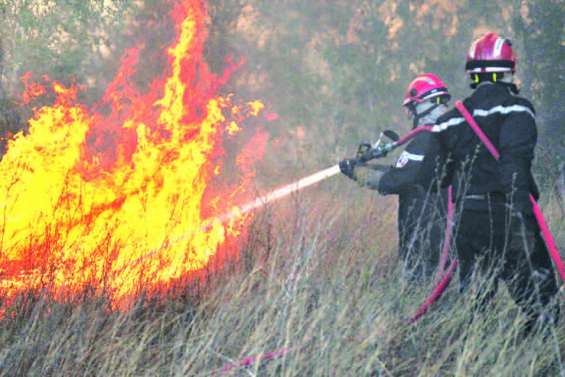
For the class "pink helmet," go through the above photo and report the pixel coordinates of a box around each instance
[402,73,450,107]
[466,32,516,73]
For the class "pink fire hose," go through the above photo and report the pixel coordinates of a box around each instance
[410,100,564,322]
[219,106,564,369]
[409,186,457,323]
[454,100,565,283]
[369,125,460,323]
[218,348,289,375]
[434,186,455,286]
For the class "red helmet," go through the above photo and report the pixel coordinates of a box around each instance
[466,32,516,73]
[402,73,450,107]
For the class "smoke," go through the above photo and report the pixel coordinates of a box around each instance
[203,1,564,176]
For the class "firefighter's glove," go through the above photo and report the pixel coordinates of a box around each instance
[353,167,372,187]
[358,167,385,189]
[339,159,358,180]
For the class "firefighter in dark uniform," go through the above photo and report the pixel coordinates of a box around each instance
[433,32,559,332]
[340,73,450,280]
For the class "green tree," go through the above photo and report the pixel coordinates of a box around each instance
[0,0,135,154]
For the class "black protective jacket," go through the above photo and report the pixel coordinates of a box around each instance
[433,82,539,212]
[363,132,448,269]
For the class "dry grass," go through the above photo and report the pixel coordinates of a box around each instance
[0,181,564,376]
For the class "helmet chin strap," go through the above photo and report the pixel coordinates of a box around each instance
[412,102,441,129]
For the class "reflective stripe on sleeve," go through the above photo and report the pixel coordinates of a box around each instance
[431,104,535,132]
[432,117,465,132]
[473,104,535,119]
[396,151,424,168]
[403,152,424,161]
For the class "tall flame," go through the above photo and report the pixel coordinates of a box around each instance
[0,1,267,309]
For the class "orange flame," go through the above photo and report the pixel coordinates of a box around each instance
[20,72,48,105]
[0,1,267,310]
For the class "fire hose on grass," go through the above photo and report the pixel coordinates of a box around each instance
[212,106,564,373]
[213,126,451,374]
[210,127,449,374]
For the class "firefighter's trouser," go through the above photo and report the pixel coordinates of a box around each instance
[456,205,559,331]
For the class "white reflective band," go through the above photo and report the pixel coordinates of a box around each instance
[431,105,535,133]
[400,151,424,162]
[468,67,512,73]
[432,117,465,132]
[395,151,424,168]
[473,105,535,119]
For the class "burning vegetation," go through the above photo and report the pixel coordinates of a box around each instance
[0,0,268,311]
[0,1,563,376]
